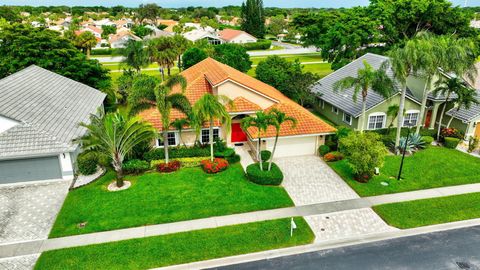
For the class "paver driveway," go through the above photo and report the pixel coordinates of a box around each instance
[275,156,396,241]
[0,180,70,244]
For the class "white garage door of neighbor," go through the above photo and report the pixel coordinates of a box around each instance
[268,136,317,158]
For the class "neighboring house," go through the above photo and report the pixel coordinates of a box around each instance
[312,53,480,139]
[0,66,106,184]
[139,58,335,158]
[143,26,174,40]
[109,31,142,48]
[157,19,178,32]
[94,18,116,28]
[183,29,224,44]
[312,53,422,131]
[218,29,257,44]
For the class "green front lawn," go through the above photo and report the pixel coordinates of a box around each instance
[374,193,480,229]
[329,147,480,197]
[50,164,293,238]
[37,218,314,270]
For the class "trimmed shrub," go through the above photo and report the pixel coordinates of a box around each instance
[144,146,210,162]
[200,158,229,174]
[77,152,98,175]
[325,140,337,151]
[444,137,460,149]
[90,48,123,55]
[122,159,150,175]
[242,40,272,50]
[318,145,330,156]
[422,136,434,145]
[214,148,235,158]
[323,151,344,162]
[156,161,181,173]
[213,138,228,152]
[151,157,208,168]
[468,136,479,153]
[246,162,284,185]
[260,150,271,162]
[226,154,241,164]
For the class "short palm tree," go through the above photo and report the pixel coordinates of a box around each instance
[76,31,98,58]
[170,118,189,146]
[241,111,273,171]
[147,37,178,81]
[333,60,394,133]
[122,39,150,73]
[129,74,191,163]
[76,111,156,187]
[193,93,233,161]
[386,104,400,132]
[267,108,297,171]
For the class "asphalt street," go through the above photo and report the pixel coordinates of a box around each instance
[210,226,480,270]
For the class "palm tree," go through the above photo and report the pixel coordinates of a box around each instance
[147,36,178,81]
[76,111,156,187]
[122,39,150,73]
[170,118,189,146]
[333,60,394,133]
[241,111,273,171]
[76,31,98,58]
[193,93,233,161]
[267,108,297,171]
[172,34,192,71]
[386,104,400,133]
[129,74,191,163]
[434,77,479,135]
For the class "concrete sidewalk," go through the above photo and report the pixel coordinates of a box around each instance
[2,182,480,259]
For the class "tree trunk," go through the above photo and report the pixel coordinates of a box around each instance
[257,136,263,171]
[359,94,367,133]
[395,85,407,154]
[209,119,214,162]
[446,112,457,129]
[178,55,182,71]
[116,167,124,187]
[112,155,124,187]
[160,67,165,81]
[268,133,279,171]
[163,129,169,163]
[86,47,91,58]
[436,92,451,139]
[415,79,430,135]
[167,67,171,76]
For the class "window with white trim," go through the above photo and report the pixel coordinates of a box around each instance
[403,110,419,126]
[343,112,352,125]
[157,132,177,147]
[331,106,339,114]
[201,128,220,144]
[368,113,386,130]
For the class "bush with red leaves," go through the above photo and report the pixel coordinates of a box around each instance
[156,160,181,173]
[200,158,229,174]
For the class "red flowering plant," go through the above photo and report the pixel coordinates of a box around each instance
[440,128,463,140]
[157,160,181,173]
[200,158,229,174]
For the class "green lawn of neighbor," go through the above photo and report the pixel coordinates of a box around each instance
[38,218,314,270]
[250,53,324,65]
[374,193,480,229]
[49,164,293,238]
[329,147,480,197]
[247,62,332,78]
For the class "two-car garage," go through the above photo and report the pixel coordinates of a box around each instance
[0,156,62,184]
[263,135,325,158]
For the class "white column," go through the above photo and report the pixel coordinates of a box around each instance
[59,153,74,180]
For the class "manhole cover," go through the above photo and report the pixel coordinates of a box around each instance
[456,262,471,269]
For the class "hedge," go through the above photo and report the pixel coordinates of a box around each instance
[144,146,210,162]
[444,137,460,149]
[214,148,235,158]
[226,154,241,164]
[151,157,209,168]
[122,159,150,174]
[77,152,98,175]
[318,145,330,156]
[421,136,434,145]
[260,150,271,162]
[242,40,272,51]
[246,162,284,186]
[91,48,123,56]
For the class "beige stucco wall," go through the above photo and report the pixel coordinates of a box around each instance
[215,81,276,109]
[229,33,257,43]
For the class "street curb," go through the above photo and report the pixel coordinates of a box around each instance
[152,218,480,270]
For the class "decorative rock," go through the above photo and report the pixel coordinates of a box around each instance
[107,181,131,192]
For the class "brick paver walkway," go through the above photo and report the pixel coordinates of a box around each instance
[0,254,39,270]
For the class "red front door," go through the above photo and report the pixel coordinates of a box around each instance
[231,123,247,142]
[425,110,432,128]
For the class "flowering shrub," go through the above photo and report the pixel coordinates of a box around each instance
[200,158,229,174]
[441,128,463,139]
[323,151,344,162]
[156,161,181,173]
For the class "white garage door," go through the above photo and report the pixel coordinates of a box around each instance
[267,136,317,158]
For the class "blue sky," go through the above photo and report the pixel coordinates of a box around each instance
[1,0,479,8]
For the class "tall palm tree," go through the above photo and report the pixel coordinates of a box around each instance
[267,108,297,171]
[388,40,423,153]
[193,93,233,161]
[172,34,192,71]
[241,111,273,171]
[147,36,178,81]
[170,118,189,146]
[122,39,150,73]
[76,111,156,187]
[76,31,98,58]
[129,74,191,163]
[333,60,394,133]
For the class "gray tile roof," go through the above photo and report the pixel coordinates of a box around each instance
[0,65,106,159]
[446,90,480,122]
[311,53,419,118]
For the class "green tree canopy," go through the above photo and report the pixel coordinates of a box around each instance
[182,47,208,70]
[0,24,110,90]
[122,39,149,72]
[241,0,266,38]
[213,43,252,73]
[101,25,117,39]
[132,24,154,38]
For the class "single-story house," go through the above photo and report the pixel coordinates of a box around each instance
[0,66,106,184]
[139,58,335,158]
[183,29,224,45]
[109,31,142,48]
[218,29,257,44]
